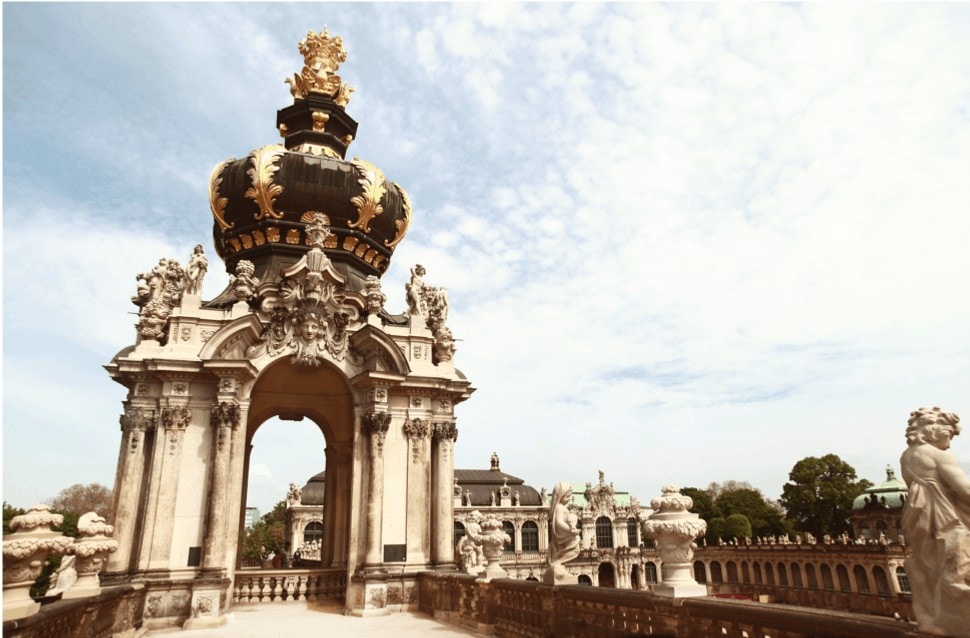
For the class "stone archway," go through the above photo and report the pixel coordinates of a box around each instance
[240,357,356,570]
[598,562,616,588]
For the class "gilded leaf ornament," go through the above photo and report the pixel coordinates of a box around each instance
[245,145,285,221]
[209,160,234,231]
[348,159,386,233]
[385,183,412,249]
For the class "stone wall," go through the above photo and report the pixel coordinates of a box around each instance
[417,572,930,638]
[1,584,146,638]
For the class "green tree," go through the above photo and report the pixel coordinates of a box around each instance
[681,487,720,522]
[3,502,26,534]
[715,488,788,537]
[242,500,288,559]
[724,513,753,540]
[780,454,873,538]
[706,517,728,544]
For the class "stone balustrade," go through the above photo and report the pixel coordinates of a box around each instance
[417,571,932,638]
[231,568,345,604]
[1,584,145,638]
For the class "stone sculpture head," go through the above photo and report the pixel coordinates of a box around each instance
[550,482,572,511]
[906,407,961,450]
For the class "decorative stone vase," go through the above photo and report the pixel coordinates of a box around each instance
[63,512,120,600]
[643,485,708,598]
[477,515,511,581]
[3,505,73,621]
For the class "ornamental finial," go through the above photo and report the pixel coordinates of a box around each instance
[285,27,355,106]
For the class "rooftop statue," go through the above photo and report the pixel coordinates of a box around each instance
[184,244,208,296]
[285,27,354,106]
[900,407,970,637]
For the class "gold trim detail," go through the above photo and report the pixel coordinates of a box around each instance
[278,123,289,137]
[355,243,368,257]
[384,182,412,249]
[343,236,359,251]
[209,160,234,231]
[229,238,242,252]
[266,227,281,242]
[348,158,386,233]
[241,234,254,249]
[245,145,286,221]
[301,211,331,224]
[312,112,329,132]
[253,230,266,246]
[342,134,354,146]
[285,229,301,244]
[325,234,338,249]
[364,248,377,264]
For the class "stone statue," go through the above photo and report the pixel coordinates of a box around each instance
[405,264,426,316]
[900,407,970,637]
[433,326,456,363]
[458,511,486,574]
[132,257,185,340]
[184,244,208,296]
[514,490,520,506]
[46,554,78,597]
[545,481,580,584]
[363,275,386,313]
[286,483,302,507]
[231,260,259,301]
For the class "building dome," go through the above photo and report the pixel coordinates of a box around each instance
[300,470,326,506]
[208,29,411,292]
[852,466,907,511]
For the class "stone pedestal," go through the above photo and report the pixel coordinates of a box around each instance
[3,505,73,621]
[63,512,120,600]
[643,485,708,599]
[477,516,510,582]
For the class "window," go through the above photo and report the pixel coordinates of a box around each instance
[854,565,870,594]
[821,564,835,591]
[303,521,323,544]
[777,562,788,587]
[502,521,516,551]
[454,521,466,546]
[596,517,614,549]
[521,521,539,552]
[627,517,639,547]
[579,575,593,586]
[710,561,723,583]
[873,566,890,596]
[806,564,818,590]
[896,566,910,593]
[726,561,738,583]
[753,562,763,585]
[694,561,707,584]
[836,564,851,592]
[765,562,775,585]
[645,561,658,583]
[791,563,803,588]
[741,561,750,584]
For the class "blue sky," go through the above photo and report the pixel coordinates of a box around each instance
[4,3,970,515]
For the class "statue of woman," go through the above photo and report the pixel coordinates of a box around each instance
[900,407,970,637]
[405,264,426,316]
[546,481,580,584]
[184,244,208,296]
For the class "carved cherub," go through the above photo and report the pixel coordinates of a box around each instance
[231,260,259,301]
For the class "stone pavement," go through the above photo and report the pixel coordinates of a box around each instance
[146,601,480,637]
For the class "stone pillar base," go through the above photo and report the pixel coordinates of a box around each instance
[652,583,708,598]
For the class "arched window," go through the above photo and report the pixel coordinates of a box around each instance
[836,564,851,592]
[791,563,803,588]
[753,562,763,585]
[303,521,323,544]
[631,565,641,590]
[595,516,613,549]
[873,566,890,596]
[502,521,516,551]
[860,526,871,541]
[876,520,889,539]
[741,561,750,584]
[821,564,835,591]
[896,566,910,593]
[645,561,658,583]
[521,521,539,552]
[627,517,639,547]
[765,562,775,585]
[598,562,616,588]
[710,561,723,583]
[777,562,788,587]
[726,561,738,583]
[694,561,707,583]
[578,574,593,586]
[806,564,818,589]
[854,565,870,594]
[454,521,466,546]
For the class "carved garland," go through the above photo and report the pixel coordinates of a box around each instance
[245,145,286,221]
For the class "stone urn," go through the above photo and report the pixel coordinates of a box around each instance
[643,485,708,598]
[3,505,73,621]
[477,515,511,581]
[63,512,119,600]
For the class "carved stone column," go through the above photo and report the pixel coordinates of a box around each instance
[202,401,240,572]
[403,417,430,562]
[362,411,391,568]
[643,485,707,598]
[63,512,120,599]
[106,405,155,577]
[143,405,192,572]
[431,421,458,566]
[3,506,72,621]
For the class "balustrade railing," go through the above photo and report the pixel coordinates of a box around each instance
[231,568,345,604]
[418,572,930,638]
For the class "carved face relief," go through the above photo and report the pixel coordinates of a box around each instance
[300,317,322,341]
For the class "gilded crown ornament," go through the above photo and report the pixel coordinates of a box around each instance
[286,27,355,106]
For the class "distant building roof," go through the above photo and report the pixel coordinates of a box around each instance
[300,471,326,506]
[852,466,907,511]
[454,454,543,506]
